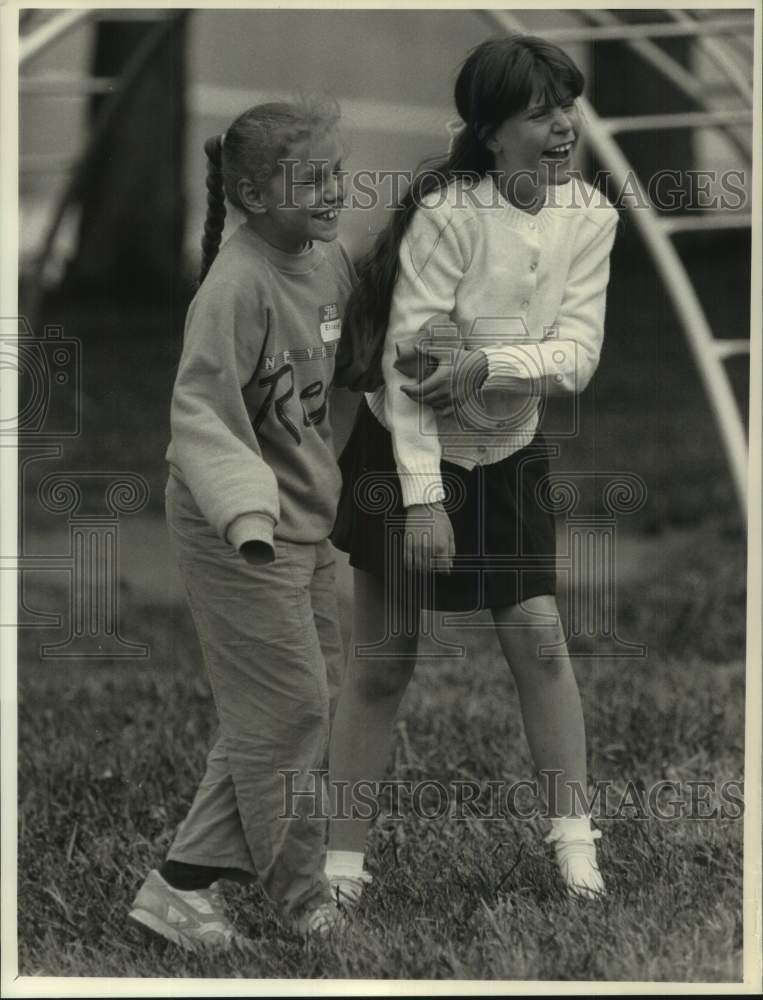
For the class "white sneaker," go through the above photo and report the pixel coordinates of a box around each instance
[328,870,373,910]
[128,869,251,951]
[545,820,606,900]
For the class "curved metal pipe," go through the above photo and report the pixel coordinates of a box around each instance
[666,8,752,104]
[577,9,752,159]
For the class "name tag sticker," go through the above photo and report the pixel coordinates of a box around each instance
[319,303,341,343]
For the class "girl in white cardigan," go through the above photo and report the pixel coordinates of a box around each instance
[330,35,618,907]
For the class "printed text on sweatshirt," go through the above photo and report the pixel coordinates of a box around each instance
[166,224,356,560]
[365,175,619,506]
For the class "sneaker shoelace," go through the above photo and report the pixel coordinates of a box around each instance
[301,901,347,937]
[328,870,373,908]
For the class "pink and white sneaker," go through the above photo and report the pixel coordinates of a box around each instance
[128,869,251,951]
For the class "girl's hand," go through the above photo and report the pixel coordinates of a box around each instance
[393,313,455,381]
[403,502,455,575]
[399,345,488,417]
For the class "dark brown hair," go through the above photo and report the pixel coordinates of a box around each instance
[334,35,584,391]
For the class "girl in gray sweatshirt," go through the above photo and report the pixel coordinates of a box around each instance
[129,97,355,949]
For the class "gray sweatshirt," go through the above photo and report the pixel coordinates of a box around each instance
[166,223,356,561]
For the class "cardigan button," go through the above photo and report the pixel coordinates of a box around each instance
[530,261,538,271]
[478,445,487,453]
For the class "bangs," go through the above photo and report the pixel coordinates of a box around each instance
[527,58,584,109]
[467,36,585,129]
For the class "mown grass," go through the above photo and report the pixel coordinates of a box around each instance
[16,520,745,981]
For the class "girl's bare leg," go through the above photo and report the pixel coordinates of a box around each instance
[491,594,588,818]
[328,568,419,852]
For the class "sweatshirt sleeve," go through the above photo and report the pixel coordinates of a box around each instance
[480,206,618,396]
[169,279,279,560]
[382,200,469,507]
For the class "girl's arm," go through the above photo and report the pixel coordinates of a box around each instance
[169,280,280,563]
[478,208,619,398]
[382,200,469,507]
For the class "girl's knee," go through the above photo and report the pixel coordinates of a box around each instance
[504,626,571,680]
[532,646,568,677]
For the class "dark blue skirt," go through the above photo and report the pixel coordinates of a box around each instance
[331,399,557,612]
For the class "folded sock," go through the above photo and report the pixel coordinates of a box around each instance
[549,816,595,840]
[325,849,365,879]
[160,860,223,891]
[546,817,603,855]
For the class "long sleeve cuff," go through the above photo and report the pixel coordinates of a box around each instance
[480,341,587,395]
[398,469,446,508]
[226,512,276,562]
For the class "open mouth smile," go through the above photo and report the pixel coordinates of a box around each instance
[542,141,574,159]
[313,208,339,222]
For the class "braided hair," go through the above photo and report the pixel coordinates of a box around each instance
[197,96,341,286]
[198,135,226,285]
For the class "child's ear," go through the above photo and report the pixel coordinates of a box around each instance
[237,178,267,215]
[484,133,501,154]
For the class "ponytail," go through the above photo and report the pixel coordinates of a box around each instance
[334,133,484,393]
[197,134,226,287]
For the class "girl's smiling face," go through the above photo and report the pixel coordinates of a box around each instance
[487,90,581,210]
[242,129,345,253]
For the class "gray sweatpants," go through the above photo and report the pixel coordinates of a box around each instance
[164,475,345,917]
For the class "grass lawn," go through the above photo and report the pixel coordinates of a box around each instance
[16,513,746,981]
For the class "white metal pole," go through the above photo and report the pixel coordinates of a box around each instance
[19,11,94,68]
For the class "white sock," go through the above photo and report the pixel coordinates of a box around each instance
[549,816,596,841]
[325,849,365,879]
